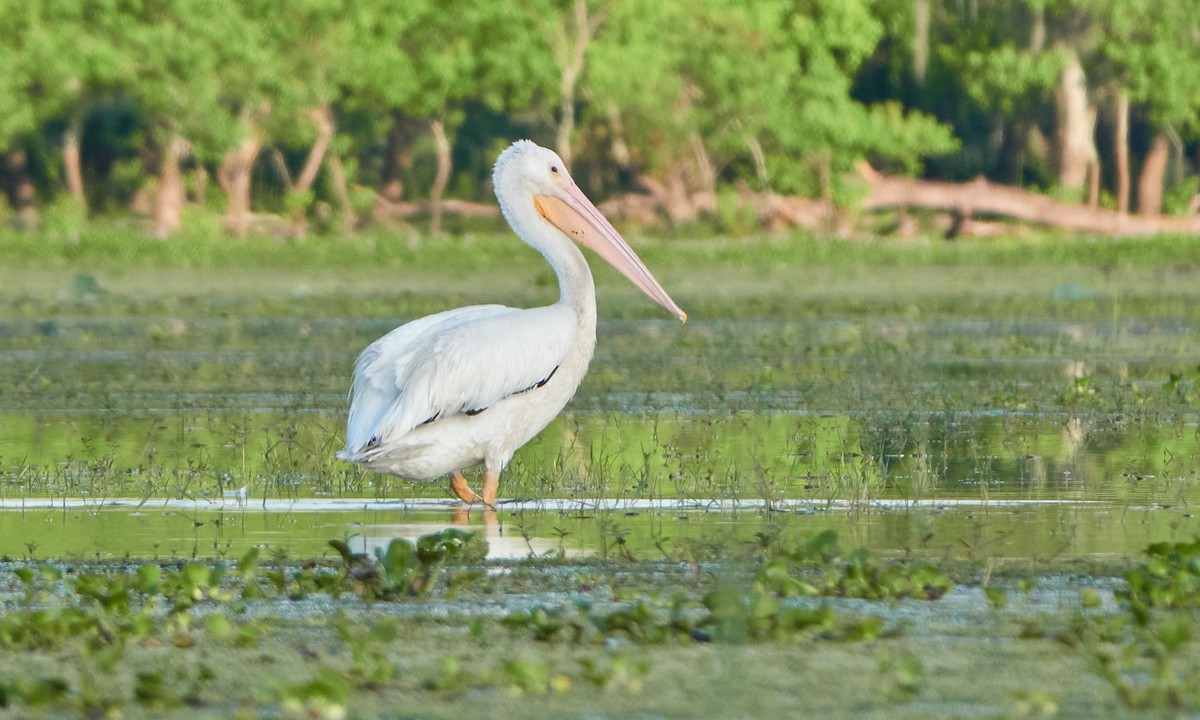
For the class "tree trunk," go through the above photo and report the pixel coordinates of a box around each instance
[817,152,834,228]
[3,148,38,229]
[747,135,769,188]
[1137,134,1170,216]
[428,118,451,237]
[63,117,87,213]
[153,134,188,238]
[1029,4,1046,54]
[219,134,262,237]
[327,153,355,235]
[552,0,601,168]
[1114,89,1130,213]
[1086,157,1100,208]
[689,133,716,214]
[380,112,420,203]
[1085,107,1100,208]
[288,104,336,238]
[605,104,632,170]
[1053,50,1092,198]
[912,0,930,85]
[192,166,208,207]
[218,104,269,237]
[556,64,579,169]
[270,149,293,189]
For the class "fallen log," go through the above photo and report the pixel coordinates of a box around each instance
[371,171,1200,237]
[859,164,1200,236]
[373,196,499,223]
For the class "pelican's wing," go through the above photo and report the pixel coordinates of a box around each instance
[340,304,576,456]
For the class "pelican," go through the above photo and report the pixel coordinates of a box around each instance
[338,140,686,506]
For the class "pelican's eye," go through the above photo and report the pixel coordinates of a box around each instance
[550,165,559,175]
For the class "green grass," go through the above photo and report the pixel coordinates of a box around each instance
[5,225,1200,272]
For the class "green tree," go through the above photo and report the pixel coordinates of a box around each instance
[1088,0,1200,215]
[336,1,549,235]
[584,0,955,219]
[93,0,243,235]
[0,0,128,223]
[248,0,346,237]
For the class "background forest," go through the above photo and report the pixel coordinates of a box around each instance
[2,0,1199,238]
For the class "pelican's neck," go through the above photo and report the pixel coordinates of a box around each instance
[498,190,597,328]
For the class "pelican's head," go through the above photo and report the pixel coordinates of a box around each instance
[493,140,686,323]
[493,140,574,196]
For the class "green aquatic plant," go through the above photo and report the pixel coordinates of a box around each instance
[506,532,939,646]
[1063,611,1200,710]
[332,615,399,688]
[700,585,839,643]
[877,650,924,699]
[328,528,487,599]
[277,667,352,720]
[1120,538,1200,612]
[503,591,700,645]
[1062,538,1200,710]
[502,659,573,695]
[578,654,651,692]
[760,530,953,601]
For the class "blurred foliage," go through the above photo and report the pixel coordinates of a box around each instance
[2,0,1195,234]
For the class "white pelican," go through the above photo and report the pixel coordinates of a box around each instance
[338,140,686,506]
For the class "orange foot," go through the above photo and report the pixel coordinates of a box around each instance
[449,471,482,504]
[449,470,500,507]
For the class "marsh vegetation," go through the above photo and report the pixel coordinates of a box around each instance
[0,231,1198,717]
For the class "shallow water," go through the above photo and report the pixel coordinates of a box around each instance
[1,263,1198,560]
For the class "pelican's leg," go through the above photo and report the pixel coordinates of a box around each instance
[452,505,498,528]
[449,471,482,504]
[481,470,500,507]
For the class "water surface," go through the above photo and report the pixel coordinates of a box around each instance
[1,262,1197,560]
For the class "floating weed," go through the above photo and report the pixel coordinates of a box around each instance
[877,650,924,699]
[1119,537,1200,612]
[328,528,487,600]
[760,529,954,601]
[505,533,914,647]
[1062,612,1200,710]
[1010,689,1060,717]
[5,676,71,708]
[277,667,351,720]
[579,654,650,692]
[701,585,837,643]
[331,615,399,687]
[133,664,215,710]
[503,658,572,695]
[504,591,700,645]
[1062,538,1200,710]
[425,656,471,693]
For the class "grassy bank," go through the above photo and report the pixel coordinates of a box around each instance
[4,227,1200,272]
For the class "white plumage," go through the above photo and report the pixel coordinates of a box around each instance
[338,140,685,505]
